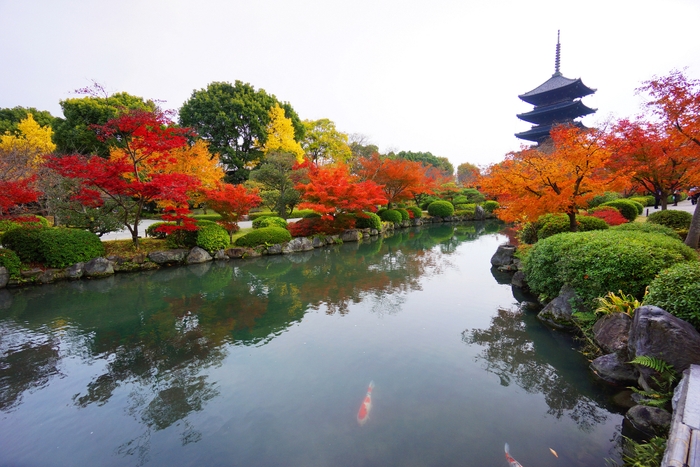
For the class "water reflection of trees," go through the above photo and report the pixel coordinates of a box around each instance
[0,221,502,463]
[462,307,611,432]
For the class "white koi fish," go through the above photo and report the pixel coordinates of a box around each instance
[505,443,524,467]
[357,381,375,426]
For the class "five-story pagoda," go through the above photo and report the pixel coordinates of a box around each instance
[515,32,597,144]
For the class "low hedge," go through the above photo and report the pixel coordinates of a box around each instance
[0,249,21,278]
[427,200,455,217]
[2,227,105,268]
[645,262,700,329]
[380,209,402,223]
[600,200,638,221]
[235,226,292,247]
[407,206,422,219]
[647,210,693,231]
[577,215,609,232]
[253,216,288,229]
[522,229,697,310]
[611,221,681,240]
[629,196,653,207]
[588,192,621,208]
[355,212,382,230]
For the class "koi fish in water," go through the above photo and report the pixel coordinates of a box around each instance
[504,443,524,467]
[357,381,375,426]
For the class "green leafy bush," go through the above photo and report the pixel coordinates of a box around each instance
[629,196,652,207]
[600,200,638,221]
[626,199,645,215]
[536,214,571,240]
[195,223,230,253]
[522,229,696,310]
[462,188,485,204]
[419,196,439,210]
[3,227,104,268]
[192,213,222,221]
[482,200,499,213]
[0,219,22,233]
[612,221,681,240]
[588,192,620,208]
[235,226,292,247]
[380,209,403,223]
[355,212,382,230]
[302,212,322,219]
[253,216,288,229]
[248,211,277,221]
[645,262,700,329]
[0,249,21,278]
[577,215,609,232]
[395,208,410,222]
[407,206,422,219]
[647,210,693,231]
[427,200,455,217]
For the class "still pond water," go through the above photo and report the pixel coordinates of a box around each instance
[0,222,623,467]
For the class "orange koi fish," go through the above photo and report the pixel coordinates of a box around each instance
[505,443,524,467]
[357,380,375,426]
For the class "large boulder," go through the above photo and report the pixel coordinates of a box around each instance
[593,313,632,355]
[341,229,362,243]
[148,249,189,266]
[64,262,84,280]
[590,353,639,384]
[490,244,516,267]
[474,205,486,220]
[537,285,583,331]
[282,237,314,254]
[624,405,672,437]
[628,306,700,374]
[186,247,212,264]
[83,257,114,278]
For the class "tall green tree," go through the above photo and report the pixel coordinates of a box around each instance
[53,92,156,157]
[0,106,58,136]
[301,118,351,165]
[179,81,303,183]
[395,151,454,178]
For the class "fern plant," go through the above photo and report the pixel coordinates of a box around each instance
[628,356,677,407]
[621,436,666,467]
[595,290,641,317]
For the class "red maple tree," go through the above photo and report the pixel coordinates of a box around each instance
[47,110,200,245]
[0,177,39,218]
[202,183,261,238]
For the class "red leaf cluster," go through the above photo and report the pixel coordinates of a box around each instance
[203,183,261,233]
[0,177,39,217]
[287,215,355,237]
[588,207,629,226]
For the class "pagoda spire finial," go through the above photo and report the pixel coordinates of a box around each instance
[554,30,561,76]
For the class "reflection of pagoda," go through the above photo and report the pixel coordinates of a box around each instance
[515,32,596,144]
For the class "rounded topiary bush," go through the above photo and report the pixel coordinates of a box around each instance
[627,200,644,215]
[395,208,410,222]
[588,192,621,208]
[522,229,696,310]
[380,209,402,224]
[612,221,681,240]
[536,214,570,240]
[235,226,292,247]
[407,206,422,219]
[645,262,700,329]
[3,227,105,268]
[600,200,638,221]
[482,200,499,213]
[647,210,693,231]
[196,223,230,253]
[577,215,609,232]
[0,249,21,278]
[419,196,439,210]
[1,227,47,263]
[427,200,455,217]
[355,212,382,230]
[253,216,288,229]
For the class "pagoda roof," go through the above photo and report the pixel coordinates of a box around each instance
[515,121,587,143]
[517,99,596,125]
[518,73,596,106]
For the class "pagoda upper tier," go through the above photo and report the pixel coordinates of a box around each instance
[515,33,597,144]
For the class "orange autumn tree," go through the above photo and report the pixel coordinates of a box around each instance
[355,153,436,207]
[203,183,261,239]
[481,125,622,231]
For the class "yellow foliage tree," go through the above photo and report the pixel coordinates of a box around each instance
[0,114,56,180]
[262,104,304,162]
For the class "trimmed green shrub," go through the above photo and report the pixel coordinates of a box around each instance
[407,206,422,219]
[3,227,104,268]
[302,212,322,219]
[452,195,468,206]
[647,210,693,231]
[395,208,410,222]
[536,214,570,240]
[195,223,230,253]
[612,221,681,240]
[419,196,439,210]
[380,209,402,223]
[235,226,292,247]
[517,222,539,244]
[0,249,21,278]
[427,200,455,217]
[0,219,22,233]
[577,215,609,232]
[463,188,486,204]
[248,211,277,221]
[192,213,222,221]
[601,200,639,221]
[253,216,288,229]
[482,200,499,213]
[355,212,382,230]
[146,222,172,239]
[628,200,644,215]
[523,230,697,310]
[629,196,652,207]
[645,262,700,329]
[588,192,621,208]
[1,227,46,263]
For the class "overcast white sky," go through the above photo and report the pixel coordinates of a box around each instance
[2,0,700,170]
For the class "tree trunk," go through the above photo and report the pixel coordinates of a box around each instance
[685,202,700,249]
[568,211,578,232]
